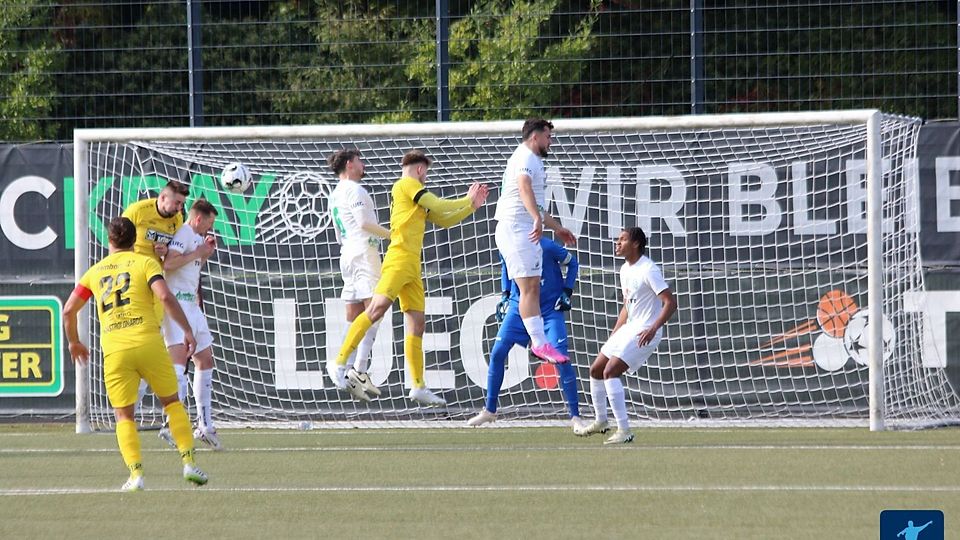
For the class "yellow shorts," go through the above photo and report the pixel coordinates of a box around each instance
[103,338,178,408]
[374,252,425,312]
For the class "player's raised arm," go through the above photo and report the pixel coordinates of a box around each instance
[163,237,214,272]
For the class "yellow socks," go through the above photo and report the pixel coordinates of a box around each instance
[163,401,195,462]
[405,334,424,389]
[116,419,142,474]
[337,312,373,365]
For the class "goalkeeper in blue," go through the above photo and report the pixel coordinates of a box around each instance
[467,237,583,431]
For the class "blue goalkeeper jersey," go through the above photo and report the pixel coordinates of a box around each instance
[500,237,578,312]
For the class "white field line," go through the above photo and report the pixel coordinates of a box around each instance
[2,484,959,497]
[2,444,959,454]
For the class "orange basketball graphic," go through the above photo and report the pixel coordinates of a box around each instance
[816,290,858,338]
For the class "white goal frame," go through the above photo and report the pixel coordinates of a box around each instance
[74,110,898,432]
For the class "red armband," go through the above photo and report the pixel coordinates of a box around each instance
[72,285,93,301]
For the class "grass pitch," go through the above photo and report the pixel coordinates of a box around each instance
[0,424,957,539]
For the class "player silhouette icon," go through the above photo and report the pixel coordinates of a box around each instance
[897,520,933,540]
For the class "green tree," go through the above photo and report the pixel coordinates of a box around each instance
[0,1,61,141]
[271,1,435,124]
[406,0,600,121]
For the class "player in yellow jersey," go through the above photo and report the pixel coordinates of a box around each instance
[123,180,189,419]
[122,180,190,261]
[335,150,489,405]
[64,217,209,491]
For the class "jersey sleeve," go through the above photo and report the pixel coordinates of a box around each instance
[143,257,165,286]
[517,152,539,179]
[167,225,191,255]
[646,263,669,295]
[413,185,473,215]
[395,177,425,204]
[424,199,474,228]
[352,190,380,228]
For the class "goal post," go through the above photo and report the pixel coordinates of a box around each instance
[73,110,958,432]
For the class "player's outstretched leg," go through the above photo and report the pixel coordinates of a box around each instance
[557,361,584,431]
[468,335,512,426]
[575,355,612,437]
[405,335,446,406]
[116,417,145,491]
[194,367,222,451]
[350,322,382,398]
[602,373,634,445]
[346,368,376,402]
[544,312,580,430]
[163,400,209,485]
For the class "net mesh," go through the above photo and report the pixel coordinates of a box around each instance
[77,115,960,430]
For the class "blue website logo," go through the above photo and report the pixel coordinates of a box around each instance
[880,510,944,540]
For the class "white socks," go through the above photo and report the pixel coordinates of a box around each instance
[589,378,608,422]
[604,377,629,431]
[194,368,214,430]
[354,321,380,373]
[521,316,548,348]
[173,364,188,402]
[135,380,149,414]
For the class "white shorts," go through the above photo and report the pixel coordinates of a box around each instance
[495,220,542,279]
[162,300,215,353]
[340,247,382,302]
[599,321,662,372]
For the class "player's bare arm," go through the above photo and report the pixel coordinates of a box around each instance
[63,289,91,364]
[543,213,576,246]
[163,240,215,272]
[151,278,197,356]
[611,304,628,335]
[637,288,677,346]
[516,174,544,241]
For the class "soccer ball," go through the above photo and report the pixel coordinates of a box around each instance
[220,162,252,193]
[842,309,895,366]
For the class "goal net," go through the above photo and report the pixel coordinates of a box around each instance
[74,112,959,431]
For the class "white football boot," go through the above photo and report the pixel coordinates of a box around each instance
[327,363,348,390]
[121,475,144,492]
[603,429,635,445]
[345,369,372,402]
[194,426,224,451]
[183,463,209,486]
[408,387,446,407]
[466,409,497,427]
[573,419,609,437]
[347,368,381,397]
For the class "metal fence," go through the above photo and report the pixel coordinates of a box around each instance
[1,0,957,142]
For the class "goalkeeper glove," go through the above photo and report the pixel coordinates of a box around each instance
[555,288,573,312]
[495,291,511,322]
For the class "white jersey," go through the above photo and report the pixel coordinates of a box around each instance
[494,144,546,225]
[329,179,380,255]
[165,223,205,300]
[620,255,669,327]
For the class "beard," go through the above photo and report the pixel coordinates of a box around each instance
[539,147,549,158]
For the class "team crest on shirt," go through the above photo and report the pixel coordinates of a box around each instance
[145,229,173,244]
